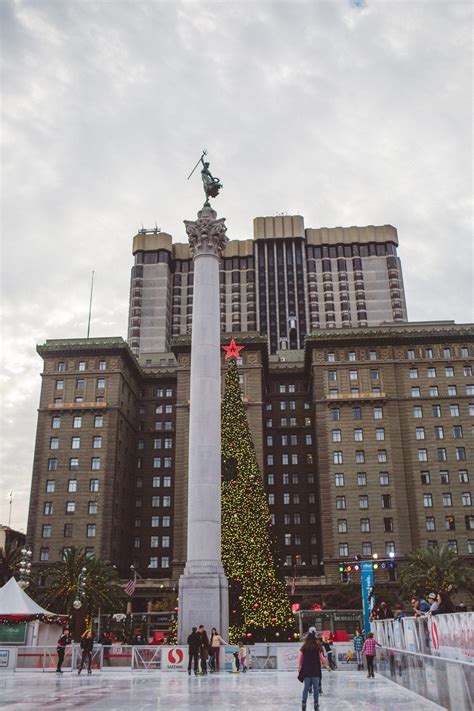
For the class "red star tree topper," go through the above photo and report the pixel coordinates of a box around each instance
[221,338,244,360]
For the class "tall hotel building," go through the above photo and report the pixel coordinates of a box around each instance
[27,214,473,606]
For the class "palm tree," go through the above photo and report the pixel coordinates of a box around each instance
[0,542,22,586]
[399,544,474,599]
[38,548,125,617]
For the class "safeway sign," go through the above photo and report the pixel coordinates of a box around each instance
[161,646,188,670]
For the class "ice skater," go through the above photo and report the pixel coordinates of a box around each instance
[78,629,94,675]
[362,632,381,678]
[298,629,326,710]
[56,628,70,673]
[353,628,364,670]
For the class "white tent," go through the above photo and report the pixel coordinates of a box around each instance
[0,576,54,616]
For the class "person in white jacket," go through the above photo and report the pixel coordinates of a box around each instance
[209,628,227,671]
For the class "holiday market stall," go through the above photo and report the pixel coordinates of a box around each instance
[0,577,69,669]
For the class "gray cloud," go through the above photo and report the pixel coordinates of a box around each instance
[1,0,472,531]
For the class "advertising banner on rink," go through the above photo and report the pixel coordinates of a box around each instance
[361,561,374,635]
[161,646,188,671]
[429,612,474,663]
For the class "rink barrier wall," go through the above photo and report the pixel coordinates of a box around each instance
[376,646,473,711]
[372,612,474,662]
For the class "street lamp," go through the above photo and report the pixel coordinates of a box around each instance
[73,566,87,609]
[18,546,33,589]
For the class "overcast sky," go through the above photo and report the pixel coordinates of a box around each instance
[1,0,472,533]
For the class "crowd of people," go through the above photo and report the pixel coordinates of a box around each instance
[370,590,456,622]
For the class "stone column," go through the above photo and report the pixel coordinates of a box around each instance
[177,205,229,643]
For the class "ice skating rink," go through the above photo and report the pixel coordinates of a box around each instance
[0,670,443,710]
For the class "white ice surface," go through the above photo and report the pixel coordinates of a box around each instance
[0,670,443,710]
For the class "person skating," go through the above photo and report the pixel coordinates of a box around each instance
[353,628,364,670]
[361,632,381,678]
[209,627,227,671]
[56,628,70,673]
[321,635,336,669]
[238,640,247,672]
[187,626,201,675]
[298,629,325,711]
[78,629,94,675]
[199,627,210,675]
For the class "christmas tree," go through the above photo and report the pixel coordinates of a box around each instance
[221,343,295,642]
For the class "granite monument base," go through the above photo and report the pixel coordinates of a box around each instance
[178,561,229,644]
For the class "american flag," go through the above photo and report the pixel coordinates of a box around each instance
[124,570,137,597]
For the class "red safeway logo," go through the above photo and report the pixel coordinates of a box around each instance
[168,648,183,664]
[431,622,439,650]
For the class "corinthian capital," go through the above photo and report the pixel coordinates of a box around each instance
[184,210,228,259]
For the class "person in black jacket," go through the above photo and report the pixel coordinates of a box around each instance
[56,628,70,673]
[298,631,324,711]
[187,626,201,675]
[431,591,455,615]
[78,630,94,675]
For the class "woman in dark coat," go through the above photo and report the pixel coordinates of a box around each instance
[298,631,324,710]
[199,629,210,675]
[431,591,455,615]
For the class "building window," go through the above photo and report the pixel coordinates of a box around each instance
[385,541,396,556]
[425,349,433,359]
[448,385,457,396]
[50,437,59,450]
[282,454,289,465]
[360,518,370,532]
[42,525,52,538]
[284,533,292,546]
[466,385,474,395]
[151,516,160,527]
[418,449,428,462]
[291,454,298,465]
[134,538,141,549]
[94,415,103,428]
[76,379,85,390]
[445,515,456,531]
[468,540,474,553]
[328,352,335,363]
[379,472,389,486]
[423,494,433,508]
[63,526,73,539]
[445,367,454,378]
[411,387,421,398]
[469,404,474,416]
[354,429,363,442]
[161,557,170,568]
[89,479,99,492]
[438,448,447,462]
[377,450,387,463]
[373,407,383,420]
[336,496,346,510]
[407,350,415,360]
[268,494,275,505]
[348,351,356,362]
[332,429,342,442]
[163,476,171,487]
[328,370,337,382]
[152,496,160,507]
[421,471,431,484]
[459,470,469,483]
[434,426,444,440]
[96,378,105,389]
[355,450,365,464]
[162,536,170,548]
[465,515,474,530]
[427,367,436,378]
[375,428,385,441]
[447,540,458,554]
[349,370,358,381]
[450,405,460,417]
[443,348,451,359]
[359,495,369,509]
[384,517,394,532]
[462,492,472,506]
[362,542,372,557]
[369,350,377,361]
[150,536,159,548]
[152,477,161,488]
[335,473,345,487]
[442,493,452,507]
[71,436,80,450]
[456,447,466,461]
[57,362,66,372]
[413,406,423,418]
[381,494,391,509]
[432,405,442,418]
[266,418,273,428]
[154,438,162,449]
[66,501,76,514]
[40,547,49,561]
[337,519,347,533]
[88,501,97,515]
[93,436,102,449]
[266,435,273,446]
[91,457,101,470]
[333,451,343,464]
[52,416,61,430]
[339,543,349,557]
[416,427,426,440]
[353,407,362,420]
[426,517,436,531]
[357,472,367,486]
[305,434,312,445]
[46,480,55,493]
[43,502,53,515]
[153,458,161,469]
[267,455,274,466]
[331,408,341,421]
[68,479,77,492]
[47,458,58,471]
[149,557,158,569]
[440,471,450,484]
[99,360,107,371]
[409,368,418,379]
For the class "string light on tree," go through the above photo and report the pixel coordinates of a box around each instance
[220,340,295,642]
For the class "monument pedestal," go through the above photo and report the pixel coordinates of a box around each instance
[178,562,228,640]
[177,204,229,643]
